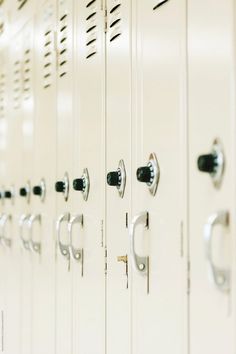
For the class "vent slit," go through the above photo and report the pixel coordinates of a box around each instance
[86,0,96,8]
[86,25,96,33]
[153,0,169,10]
[110,18,121,28]
[86,12,96,20]
[110,33,121,42]
[110,4,121,13]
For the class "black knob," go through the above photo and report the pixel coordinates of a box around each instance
[107,171,120,186]
[55,181,65,193]
[33,185,42,196]
[73,178,84,191]
[197,154,217,173]
[136,166,152,183]
[4,191,12,199]
[19,187,27,197]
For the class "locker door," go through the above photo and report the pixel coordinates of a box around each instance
[131,1,187,354]
[18,21,35,354]
[55,1,74,353]
[188,1,236,353]
[71,1,106,353]
[0,48,7,354]
[31,2,57,353]
[105,1,132,353]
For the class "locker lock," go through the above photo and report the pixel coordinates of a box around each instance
[136,153,160,196]
[19,182,31,203]
[197,138,224,188]
[106,160,126,198]
[33,178,46,202]
[73,168,90,201]
[4,190,12,199]
[55,173,69,201]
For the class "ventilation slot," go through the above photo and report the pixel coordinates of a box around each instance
[0,72,5,119]
[43,29,54,88]
[13,60,22,109]
[153,0,169,10]
[22,48,31,100]
[109,2,122,42]
[17,0,28,10]
[58,13,68,77]
[85,0,98,59]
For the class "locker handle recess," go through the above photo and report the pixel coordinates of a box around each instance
[56,212,70,259]
[204,210,230,292]
[0,214,12,248]
[28,214,41,254]
[19,214,31,251]
[68,214,83,262]
[129,211,149,274]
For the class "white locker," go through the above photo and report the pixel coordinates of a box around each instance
[130,1,187,354]
[55,1,74,353]
[72,1,106,353]
[106,1,132,353]
[31,1,57,353]
[188,0,236,353]
[18,21,35,354]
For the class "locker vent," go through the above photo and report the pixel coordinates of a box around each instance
[17,0,28,10]
[22,48,31,100]
[58,13,68,77]
[13,59,22,109]
[85,0,98,59]
[109,2,122,42]
[43,29,54,88]
[153,0,169,10]
[0,72,5,119]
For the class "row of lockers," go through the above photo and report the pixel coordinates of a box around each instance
[0,0,235,354]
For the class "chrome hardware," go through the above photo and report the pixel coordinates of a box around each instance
[28,214,41,254]
[73,168,90,201]
[33,178,46,202]
[0,214,12,247]
[136,153,160,196]
[107,160,126,198]
[19,181,31,203]
[68,214,83,262]
[129,211,149,274]
[56,212,70,259]
[204,210,230,292]
[198,138,225,188]
[19,214,31,250]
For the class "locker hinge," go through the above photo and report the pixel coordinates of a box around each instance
[187,260,191,295]
[104,247,107,275]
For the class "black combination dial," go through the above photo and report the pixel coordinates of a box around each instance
[73,178,84,191]
[107,170,121,187]
[197,153,218,174]
[33,185,42,196]
[55,181,65,193]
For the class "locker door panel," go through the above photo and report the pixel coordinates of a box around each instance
[55,1,74,353]
[31,2,57,353]
[188,1,235,353]
[72,2,105,353]
[106,1,132,353]
[19,21,35,354]
[131,1,187,354]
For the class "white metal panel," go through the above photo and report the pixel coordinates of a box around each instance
[72,1,106,353]
[55,1,74,353]
[188,0,236,353]
[31,2,57,353]
[131,1,187,354]
[106,1,132,353]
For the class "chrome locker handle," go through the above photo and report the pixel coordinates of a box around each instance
[129,211,149,274]
[19,214,31,251]
[204,210,230,292]
[0,214,12,247]
[68,214,83,261]
[56,213,70,259]
[28,214,41,254]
